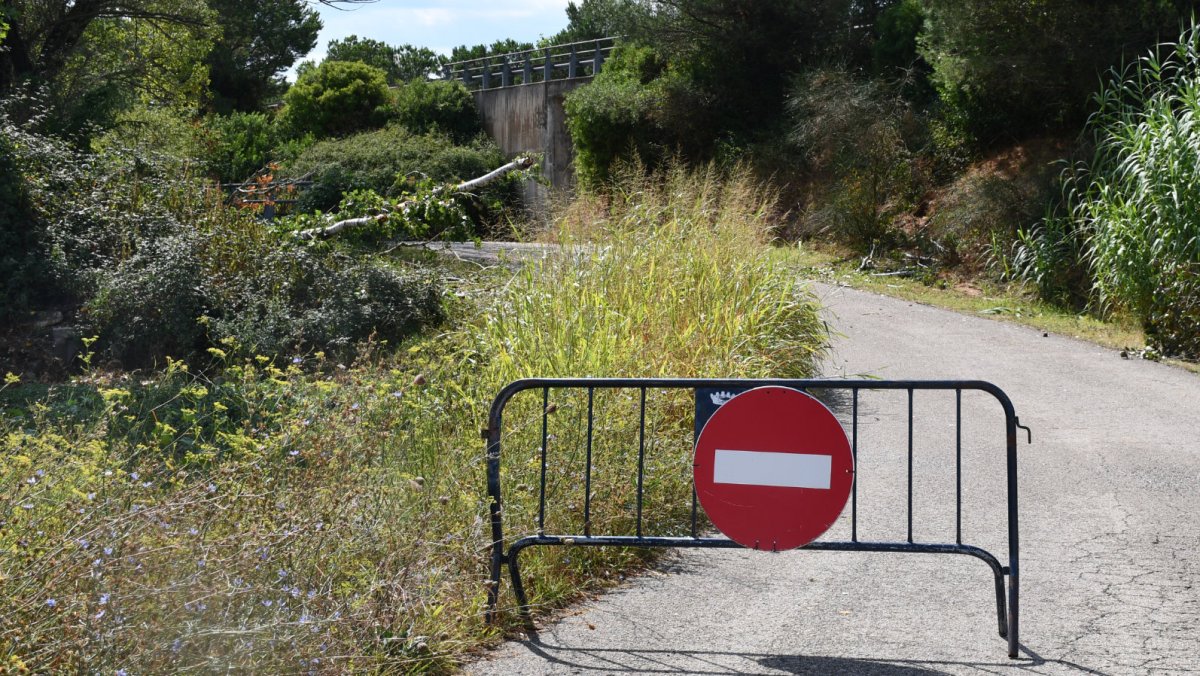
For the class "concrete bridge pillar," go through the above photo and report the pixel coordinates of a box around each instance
[472,77,591,205]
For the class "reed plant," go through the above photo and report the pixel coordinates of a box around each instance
[1019,21,1200,356]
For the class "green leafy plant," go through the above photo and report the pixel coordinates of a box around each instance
[392,78,481,143]
[788,67,923,250]
[1017,20,1200,356]
[201,111,284,183]
[282,125,506,215]
[564,44,706,187]
[279,60,392,138]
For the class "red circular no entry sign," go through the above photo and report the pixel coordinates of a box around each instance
[694,386,854,551]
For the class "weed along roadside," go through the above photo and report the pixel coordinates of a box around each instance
[7,3,1200,672]
[0,166,827,672]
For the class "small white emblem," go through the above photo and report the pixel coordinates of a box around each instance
[709,391,736,406]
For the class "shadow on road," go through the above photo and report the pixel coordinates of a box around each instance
[501,633,1110,675]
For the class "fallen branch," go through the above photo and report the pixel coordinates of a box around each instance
[293,156,535,241]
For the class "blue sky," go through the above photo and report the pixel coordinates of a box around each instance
[305,0,575,65]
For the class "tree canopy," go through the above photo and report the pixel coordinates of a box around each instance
[0,0,374,123]
[205,0,322,113]
[326,35,442,84]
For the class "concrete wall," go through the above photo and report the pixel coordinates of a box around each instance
[473,77,591,205]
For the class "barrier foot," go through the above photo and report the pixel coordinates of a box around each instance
[994,570,1009,638]
[1007,574,1020,658]
[509,547,536,631]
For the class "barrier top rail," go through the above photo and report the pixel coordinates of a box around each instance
[441,37,617,91]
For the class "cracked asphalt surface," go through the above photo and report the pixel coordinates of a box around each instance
[468,282,1200,675]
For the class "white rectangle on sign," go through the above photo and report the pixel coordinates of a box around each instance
[713,450,832,489]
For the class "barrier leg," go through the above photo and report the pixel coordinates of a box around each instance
[1007,573,1019,658]
[994,569,1009,638]
[509,545,536,630]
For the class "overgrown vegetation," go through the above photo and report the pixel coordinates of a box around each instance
[1018,21,1200,358]
[556,1,1200,360]
[0,166,825,671]
[6,0,1200,671]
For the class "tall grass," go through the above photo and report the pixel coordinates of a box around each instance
[1019,21,1200,356]
[480,162,824,381]
[0,165,825,672]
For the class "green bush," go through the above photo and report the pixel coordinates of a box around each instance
[872,0,924,76]
[392,79,481,143]
[1147,264,1200,360]
[90,107,207,171]
[279,184,474,246]
[3,108,209,302]
[788,67,923,249]
[0,121,46,321]
[86,232,212,367]
[206,247,444,358]
[564,44,706,187]
[202,111,283,183]
[919,0,1195,145]
[283,125,504,212]
[280,60,392,138]
[927,145,1064,275]
[83,205,446,364]
[1019,21,1200,356]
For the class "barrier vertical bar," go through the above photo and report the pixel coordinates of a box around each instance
[1007,410,1020,657]
[851,388,859,543]
[484,402,505,621]
[956,389,962,545]
[538,387,549,535]
[636,388,647,538]
[907,388,914,543]
[584,387,594,536]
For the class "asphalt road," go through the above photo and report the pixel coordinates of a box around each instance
[468,282,1200,675]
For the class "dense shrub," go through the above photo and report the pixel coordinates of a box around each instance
[83,208,445,364]
[637,0,856,142]
[206,246,444,358]
[280,60,391,138]
[86,232,212,367]
[872,0,924,77]
[920,0,1195,146]
[0,121,45,321]
[3,102,445,366]
[90,107,207,170]
[564,44,707,187]
[1019,21,1200,356]
[392,78,481,143]
[925,142,1065,274]
[283,125,504,212]
[788,67,924,249]
[2,108,208,302]
[201,111,284,183]
[1147,264,1200,360]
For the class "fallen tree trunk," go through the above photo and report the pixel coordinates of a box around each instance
[293,156,534,241]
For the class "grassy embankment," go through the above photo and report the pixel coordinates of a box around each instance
[779,244,1151,354]
[0,166,825,672]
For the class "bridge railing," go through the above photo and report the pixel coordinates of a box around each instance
[441,38,617,91]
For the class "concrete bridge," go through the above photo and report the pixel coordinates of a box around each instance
[441,38,616,197]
